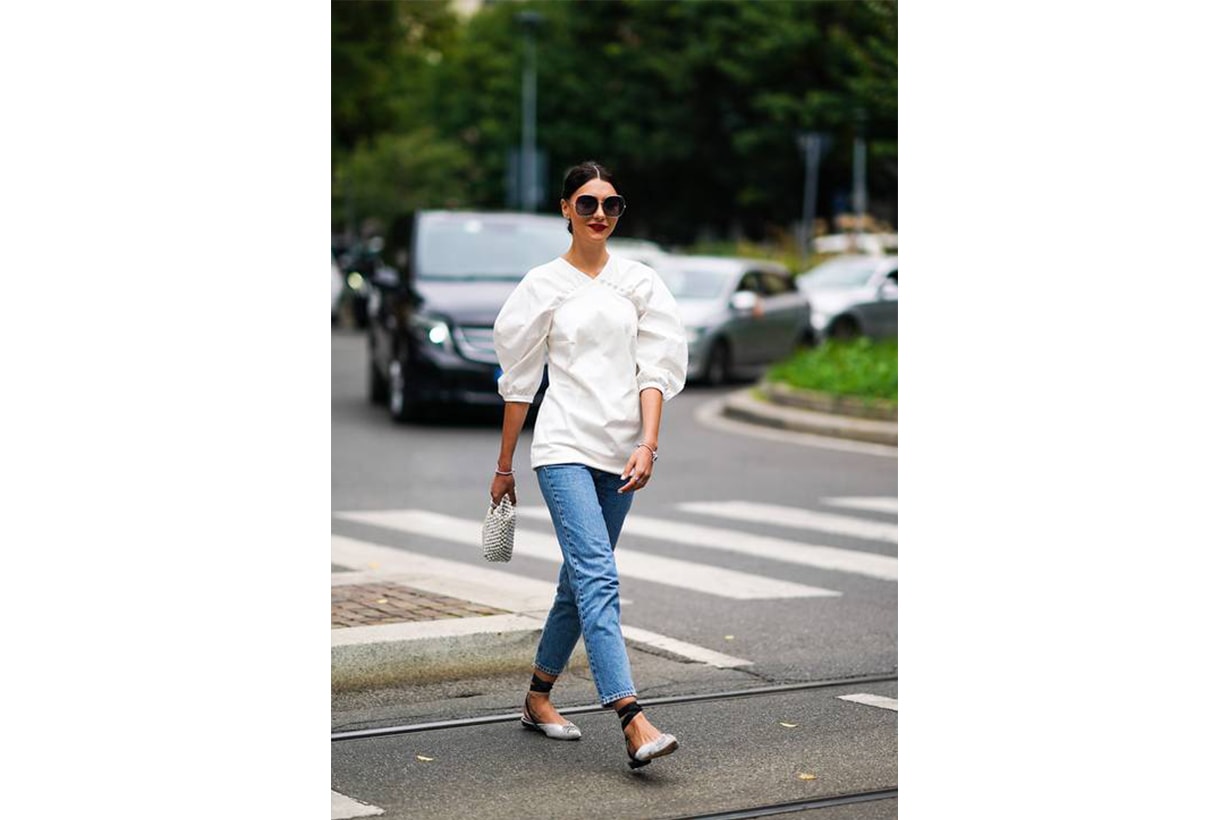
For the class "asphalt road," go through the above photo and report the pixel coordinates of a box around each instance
[331,328,898,818]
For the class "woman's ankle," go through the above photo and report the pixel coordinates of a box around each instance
[529,670,558,696]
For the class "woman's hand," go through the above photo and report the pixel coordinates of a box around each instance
[491,472,517,506]
[618,445,655,494]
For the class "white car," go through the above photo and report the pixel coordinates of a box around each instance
[795,254,898,341]
[657,255,813,385]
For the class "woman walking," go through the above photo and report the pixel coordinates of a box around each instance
[490,161,688,768]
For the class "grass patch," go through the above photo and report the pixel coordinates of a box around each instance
[766,338,897,403]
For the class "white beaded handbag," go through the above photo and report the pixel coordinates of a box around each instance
[482,495,516,562]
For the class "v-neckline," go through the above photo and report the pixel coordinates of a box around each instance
[559,255,612,282]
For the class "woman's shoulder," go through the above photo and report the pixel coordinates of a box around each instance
[516,257,571,292]
[500,259,577,319]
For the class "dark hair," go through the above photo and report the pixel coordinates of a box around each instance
[561,161,619,233]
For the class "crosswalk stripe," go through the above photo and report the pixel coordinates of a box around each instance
[619,625,751,668]
[827,496,898,515]
[678,500,898,543]
[516,507,898,582]
[335,510,839,599]
[333,534,753,668]
[331,534,558,614]
[838,693,898,712]
[331,790,384,819]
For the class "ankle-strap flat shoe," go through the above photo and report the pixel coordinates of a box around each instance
[627,732,679,769]
[521,695,581,741]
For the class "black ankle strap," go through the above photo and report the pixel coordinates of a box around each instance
[616,701,643,729]
[529,673,554,693]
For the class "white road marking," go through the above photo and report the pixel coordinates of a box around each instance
[332,790,384,818]
[620,625,752,668]
[335,510,839,599]
[516,507,898,582]
[333,535,754,668]
[678,500,898,543]
[827,496,899,515]
[694,396,899,458]
[331,535,557,614]
[838,693,898,712]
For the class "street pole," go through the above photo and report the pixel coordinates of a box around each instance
[853,108,868,233]
[798,132,821,264]
[518,11,543,212]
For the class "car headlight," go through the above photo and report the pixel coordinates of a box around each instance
[412,314,454,349]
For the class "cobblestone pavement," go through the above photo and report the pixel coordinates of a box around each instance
[331,582,508,628]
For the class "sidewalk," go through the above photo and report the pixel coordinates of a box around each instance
[331,535,554,692]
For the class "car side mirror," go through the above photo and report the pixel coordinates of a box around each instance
[730,290,759,312]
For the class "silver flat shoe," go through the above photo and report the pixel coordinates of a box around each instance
[521,695,581,741]
[628,732,679,769]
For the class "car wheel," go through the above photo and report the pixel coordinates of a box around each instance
[703,338,732,385]
[828,316,861,341]
[387,355,419,423]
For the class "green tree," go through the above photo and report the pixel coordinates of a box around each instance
[333,129,476,233]
[332,0,463,230]
[333,0,898,246]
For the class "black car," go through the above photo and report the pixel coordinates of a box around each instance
[366,210,571,422]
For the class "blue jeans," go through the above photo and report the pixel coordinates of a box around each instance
[533,463,637,706]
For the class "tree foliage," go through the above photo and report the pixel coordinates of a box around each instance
[332,0,897,247]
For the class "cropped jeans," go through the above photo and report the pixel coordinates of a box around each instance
[533,463,637,706]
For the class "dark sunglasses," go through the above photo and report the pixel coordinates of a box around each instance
[573,194,626,218]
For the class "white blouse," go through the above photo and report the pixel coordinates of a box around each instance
[493,255,688,476]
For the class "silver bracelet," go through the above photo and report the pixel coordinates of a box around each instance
[495,467,515,476]
[635,443,659,462]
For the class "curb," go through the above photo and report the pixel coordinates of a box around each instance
[760,381,897,422]
[721,387,897,447]
[331,615,548,692]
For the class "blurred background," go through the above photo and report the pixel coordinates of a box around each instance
[331,0,898,433]
[332,0,896,283]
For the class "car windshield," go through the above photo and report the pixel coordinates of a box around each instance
[417,217,571,279]
[658,266,733,300]
[797,258,878,290]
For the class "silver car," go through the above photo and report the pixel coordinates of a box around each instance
[795,254,898,340]
[656,255,813,385]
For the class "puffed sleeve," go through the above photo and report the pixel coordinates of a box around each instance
[493,273,551,403]
[635,268,689,401]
